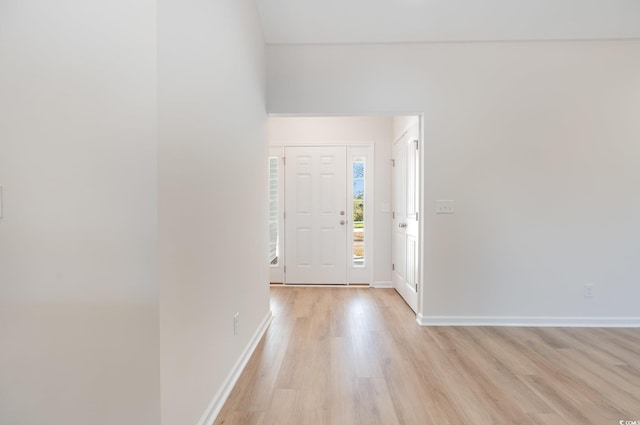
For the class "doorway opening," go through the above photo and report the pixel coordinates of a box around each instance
[266,115,423,314]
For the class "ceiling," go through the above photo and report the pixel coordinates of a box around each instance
[255,0,640,44]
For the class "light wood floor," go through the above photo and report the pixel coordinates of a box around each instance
[214,287,640,425]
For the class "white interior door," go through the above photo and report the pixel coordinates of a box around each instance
[285,146,348,284]
[392,121,420,312]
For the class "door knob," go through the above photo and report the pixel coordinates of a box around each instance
[399,223,407,228]
[340,220,346,225]
[339,210,345,216]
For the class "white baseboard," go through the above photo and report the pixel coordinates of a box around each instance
[416,314,640,328]
[197,311,273,425]
[372,281,393,288]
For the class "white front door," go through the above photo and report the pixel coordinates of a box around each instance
[392,121,420,312]
[285,146,348,284]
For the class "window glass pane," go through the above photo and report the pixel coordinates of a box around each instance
[353,179,364,198]
[268,157,279,266]
[353,159,365,267]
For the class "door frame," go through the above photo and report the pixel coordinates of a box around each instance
[271,142,375,286]
[414,115,426,322]
[267,112,427,324]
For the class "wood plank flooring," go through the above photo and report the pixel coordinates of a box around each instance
[213,287,640,425]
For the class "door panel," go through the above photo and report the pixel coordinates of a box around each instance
[393,120,420,312]
[394,231,406,278]
[407,235,418,290]
[285,147,348,284]
[319,174,335,214]
[295,228,312,266]
[296,174,312,213]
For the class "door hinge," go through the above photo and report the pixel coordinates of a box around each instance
[282,157,286,165]
[415,283,418,292]
[415,211,419,221]
[391,159,395,167]
[414,139,419,150]
[283,211,286,219]
[392,263,395,271]
[284,265,286,273]
[392,211,395,219]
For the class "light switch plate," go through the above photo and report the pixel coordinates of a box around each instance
[436,200,454,214]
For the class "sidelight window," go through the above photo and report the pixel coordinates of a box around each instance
[268,157,279,266]
[352,159,365,267]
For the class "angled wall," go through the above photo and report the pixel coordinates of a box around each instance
[157,0,270,423]
[1,1,271,424]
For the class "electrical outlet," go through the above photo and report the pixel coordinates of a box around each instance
[584,284,594,298]
[233,312,240,335]
[436,200,455,214]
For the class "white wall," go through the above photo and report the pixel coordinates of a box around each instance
[157,0,270,424]
[0,1,160,424]
[269,116,393,285]
[267,41,640,321]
